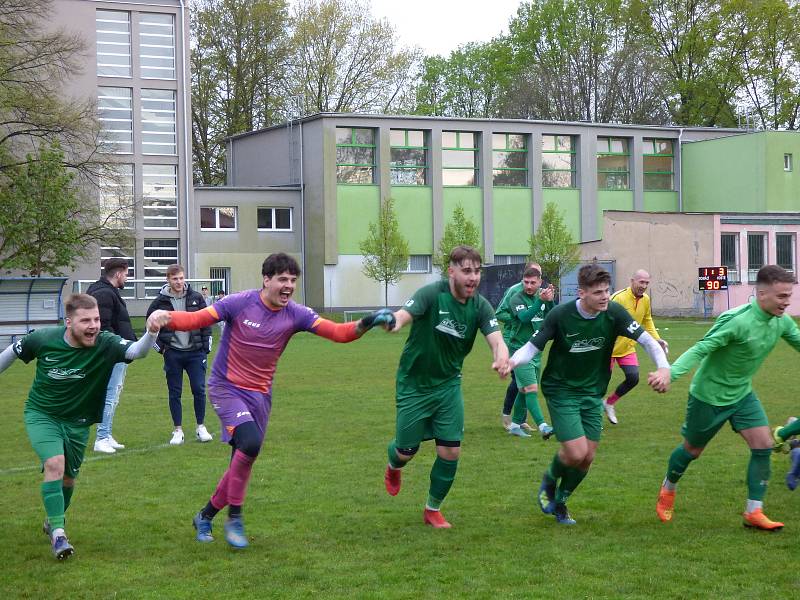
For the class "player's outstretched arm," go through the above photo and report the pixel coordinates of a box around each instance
[636,331,670,393]
[312,309,396,343]
[390,309,413,333]
[0,343,17,375]
[153,307,219,332]
[506,341,542,375]
[485,331,510,377]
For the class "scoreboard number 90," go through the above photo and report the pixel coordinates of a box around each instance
[698,267,728,291]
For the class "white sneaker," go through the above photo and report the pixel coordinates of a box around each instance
[508,423,531,438]
[169,429,185,446]
[603,401,618,425]
[108,436,125,450]
[196,424,213,442]
[93,438,116,454]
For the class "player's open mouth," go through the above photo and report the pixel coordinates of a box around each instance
[279,292,291,301]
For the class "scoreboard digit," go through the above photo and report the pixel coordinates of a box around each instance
[698,267,728,291]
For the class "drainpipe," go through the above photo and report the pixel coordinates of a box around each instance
[677,127,684,212]
[179,0,192,275]
[299,118,307,303]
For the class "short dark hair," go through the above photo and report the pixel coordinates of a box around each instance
[104,258,128,278]
[65,293,98,317]
[757,265,795,286]
[577,264,611,289]
[262,253,301,277]
[166,264,184,278]
[523,266,542,278]
[449,245,482,266]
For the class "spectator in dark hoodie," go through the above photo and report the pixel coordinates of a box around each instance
[87,258,136,454]
[147,264,213,445]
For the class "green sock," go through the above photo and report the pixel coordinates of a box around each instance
[555,466,588,503]
[41,480,65,530]
[427,456,458,510]
[387,440,406,469]
[747,448,772,501]
[547,454,568,482]
[511,392,527,425]
[524,391,545,426]
[779,420,800,440]
[62,484,74,513]
[666,444,696,484]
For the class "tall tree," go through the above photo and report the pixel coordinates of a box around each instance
[433,204,483,276]
[528,202,580,294]
[0,143,131,276]
[288,0,420,115]
[191,0,293,184]
[359,196,409,306]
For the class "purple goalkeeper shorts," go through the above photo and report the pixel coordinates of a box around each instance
[208,378,272,444]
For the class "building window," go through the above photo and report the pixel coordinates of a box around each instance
[143,238,179,297]
[597,137,630,190]
[403,255,431,273]
[336,127,375,184]
[141,89,176,155]
[390,129,427,185]
[493,255,528,265]
[747,233,766,283]
[777,233,796,280]
[785,154,793,172]
[139,13,175,79]
[720,233,740,284]
[98,87,133,154]
[492,133,527,187]
[99,165,134,229]
[101,246,135,299]
[96,10,131,77]
[257,207,293,231]
[643,139,674,190]
[542,135,576,188]
[209,267,230,295]
[200,207,237,230]
[142,165,178,229]
[442,131,479,186]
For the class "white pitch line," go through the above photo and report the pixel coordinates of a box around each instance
[0,442,173,476]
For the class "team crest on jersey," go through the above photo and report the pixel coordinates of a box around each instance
[568,337,605,353]
[435,319,467,339]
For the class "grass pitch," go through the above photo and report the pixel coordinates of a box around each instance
[2,318,800,598]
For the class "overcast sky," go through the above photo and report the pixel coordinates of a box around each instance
[368,0,523,56]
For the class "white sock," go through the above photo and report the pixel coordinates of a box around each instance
[662,478,676,491]
[746,499,763,513]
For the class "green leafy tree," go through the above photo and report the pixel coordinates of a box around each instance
[0,143,131,276]
[433,204,483,276]
[528,202,580,293]
[359,196,409,306]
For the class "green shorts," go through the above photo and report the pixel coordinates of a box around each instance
[545,395,603,443]
[681,392,768,448]
[395,385,464,447]
[24,408,90,479]
[513,356,541,389]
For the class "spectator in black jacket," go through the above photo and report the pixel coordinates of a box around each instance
[86,257,136,454]
[146,264,213,445]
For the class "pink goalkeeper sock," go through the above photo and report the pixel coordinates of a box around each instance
[210,469,231,510]
[606,393,620,405]
[227,450,256,507]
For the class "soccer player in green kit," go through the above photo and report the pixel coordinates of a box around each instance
[506,264,670,525]
[383,245,509,528]
[0,294,162,559]
[502,264,555,439]
[651,265,800,530]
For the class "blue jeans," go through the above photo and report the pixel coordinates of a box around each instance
[96,362,128,440]
[163,349,208,426]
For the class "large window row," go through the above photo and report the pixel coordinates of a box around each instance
[98,87,176,155]
[98,164,178,230]
[200,207,293,232]
[335,128,674,191]
[100,240,179,299]
[721,231,797,284]
[97,10,176,80]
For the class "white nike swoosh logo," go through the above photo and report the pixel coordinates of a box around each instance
[439,310,449,314]
[43,356,57,362]
[566,333,580,338]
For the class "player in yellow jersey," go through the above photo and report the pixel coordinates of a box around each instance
[603,270,668,424]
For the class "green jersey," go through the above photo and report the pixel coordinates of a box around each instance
[397,279,499,397]
[496,282,522,335]
[671,298,800,406]
[531,300,644,398]
[14,327,132,423]
[506,290,554,351]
